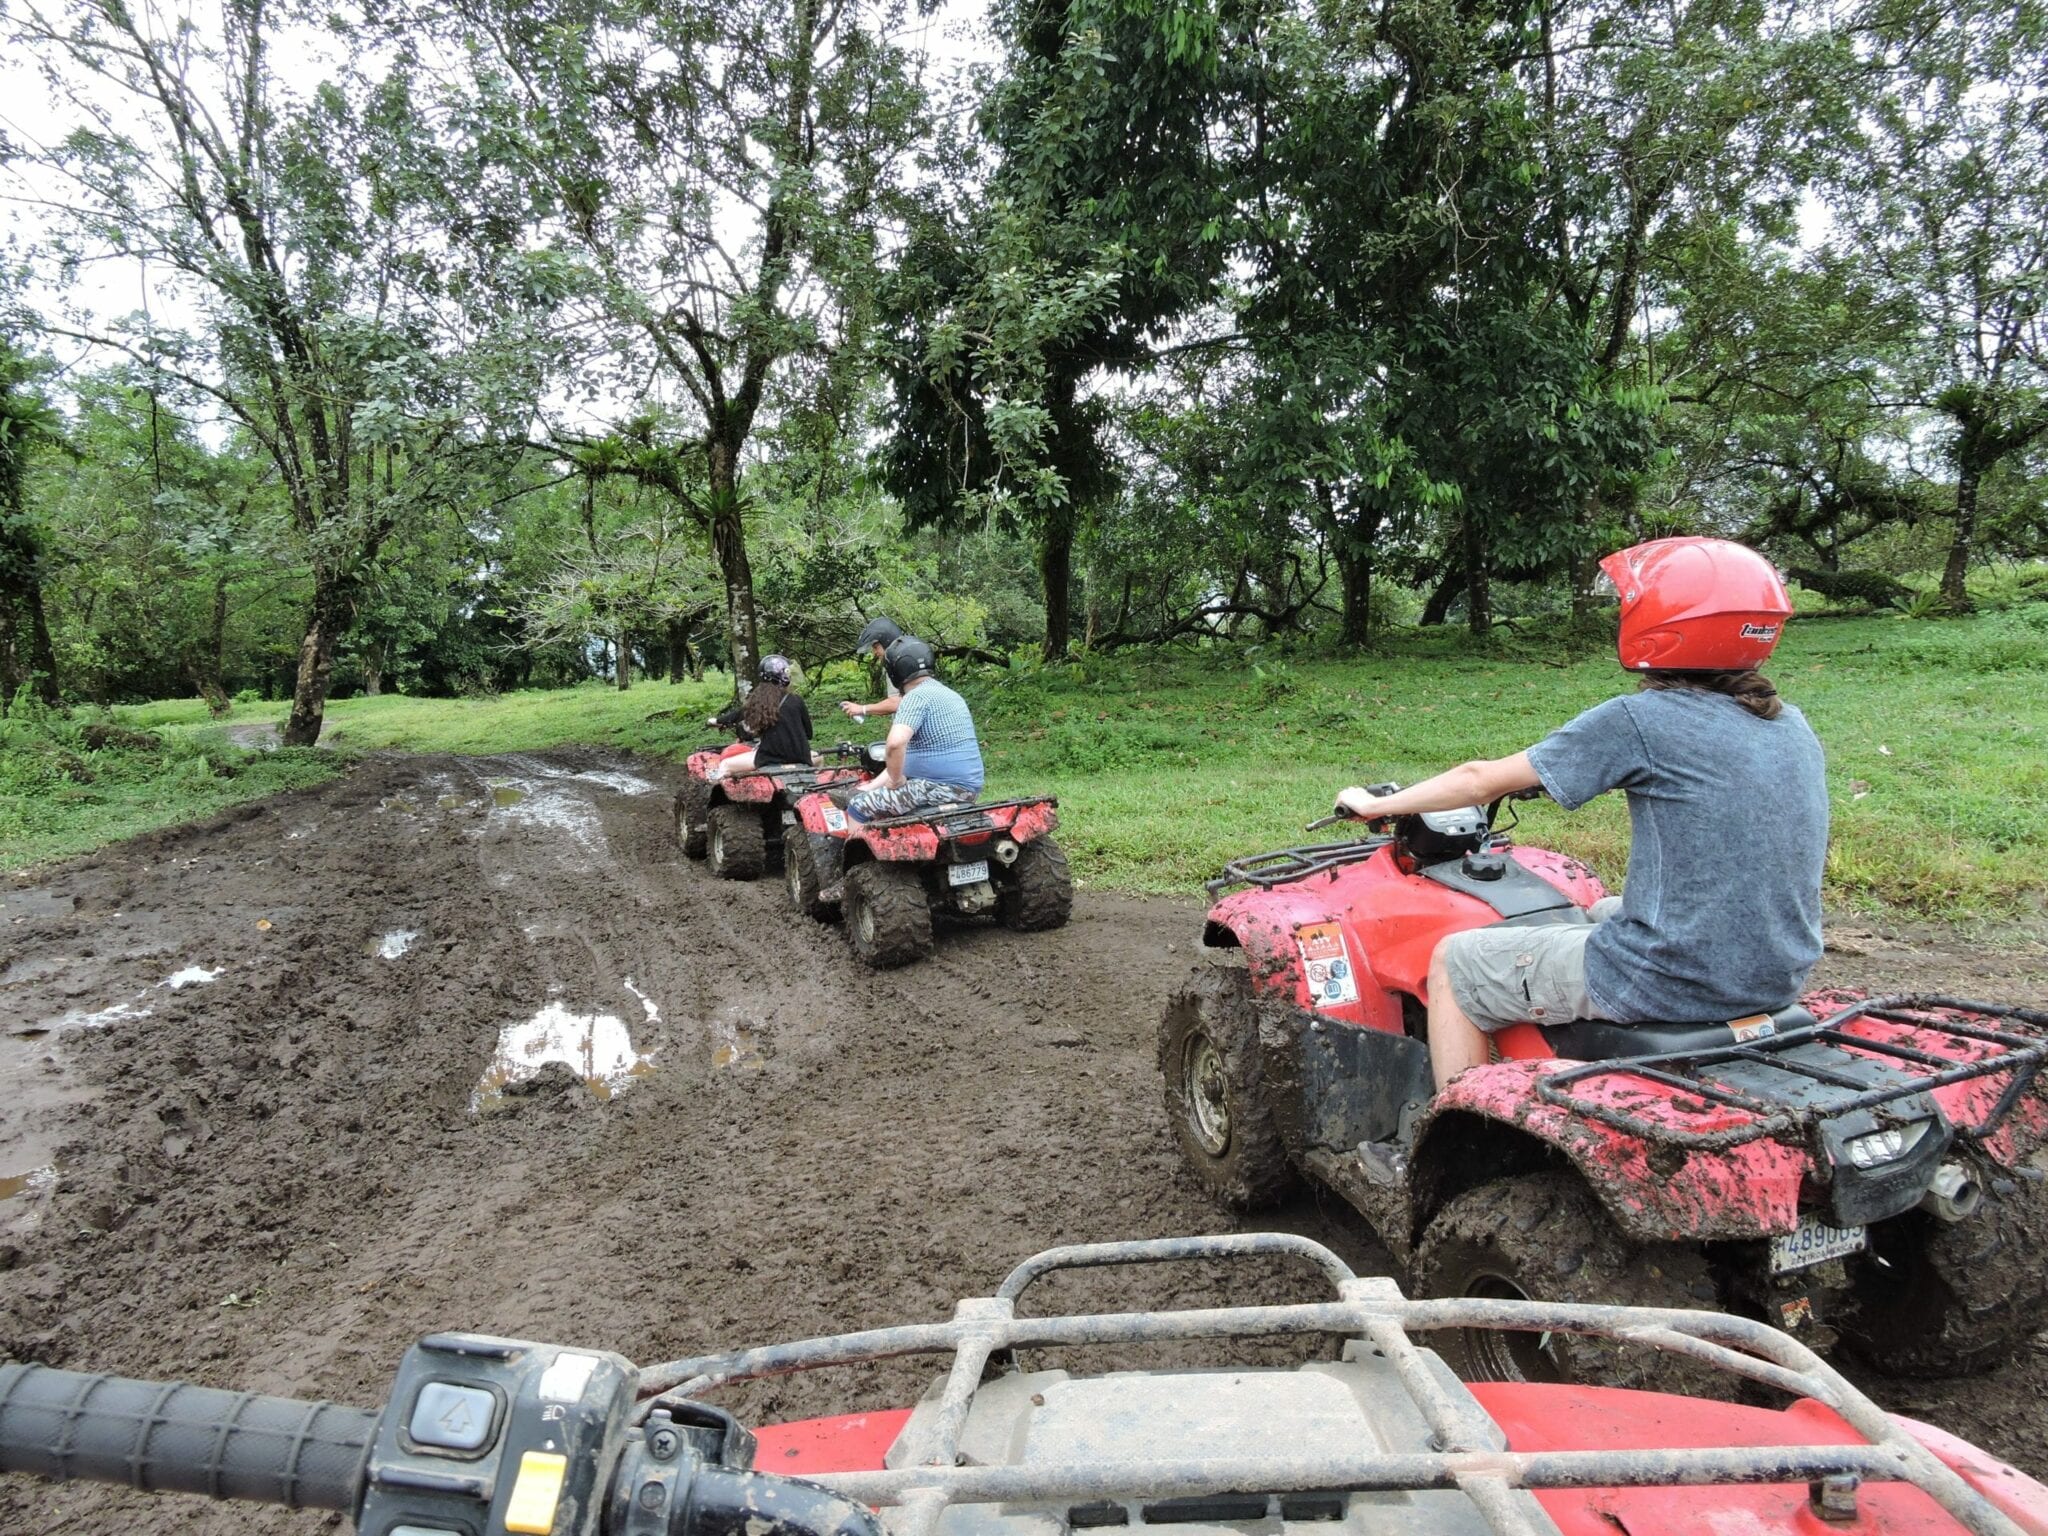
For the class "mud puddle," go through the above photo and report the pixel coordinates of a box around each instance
[471,1001,658,1111]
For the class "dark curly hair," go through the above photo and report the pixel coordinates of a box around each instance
[742,679,789,737]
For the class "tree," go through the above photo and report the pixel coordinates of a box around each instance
[10,0,542,742]
[0,332,64,708]
[881,0,1233,660]
[446,0,927,686]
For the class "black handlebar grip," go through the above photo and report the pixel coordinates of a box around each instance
[0,1363,374,1512]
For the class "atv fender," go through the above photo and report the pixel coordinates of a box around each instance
[1410,1061,1810,1247]
[793,792,852,902]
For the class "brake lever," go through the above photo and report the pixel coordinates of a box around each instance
[1304,811,1351,832]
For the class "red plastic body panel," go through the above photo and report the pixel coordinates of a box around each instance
[1206,842,1605,1031]
[687,748,868,807]
[753,1408,913,1477]
[1421,1056,1813,1240]
[1472,1382,2048,1535]
[757,1390,2048,1534]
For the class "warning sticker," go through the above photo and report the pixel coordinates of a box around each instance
[823,807,848,833]
[1295,922,1359,1009]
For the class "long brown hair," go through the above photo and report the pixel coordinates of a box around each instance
[742,679,789,736]
[1640,668,1783,720]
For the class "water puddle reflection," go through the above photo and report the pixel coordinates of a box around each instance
[710,1014,767,1072]
[471,1004,656,1112]
[368,929,419,959]
[0,1165,55,1203]
[490,784,527,808]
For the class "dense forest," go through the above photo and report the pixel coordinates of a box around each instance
[1,0,2044,743]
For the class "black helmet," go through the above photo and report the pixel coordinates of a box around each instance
[856,615,902,655]
[882,635,937,690]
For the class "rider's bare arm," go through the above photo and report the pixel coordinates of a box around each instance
[881,720,914,787]
[1337,751,1540,821]
[838,696,902,720]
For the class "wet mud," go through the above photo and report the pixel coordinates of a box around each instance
[1,749,2044,1534]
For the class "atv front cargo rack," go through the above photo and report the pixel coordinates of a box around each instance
[1207,836,1392,895]
[632,1233,2024,1536]
[1535,994,2048,1150]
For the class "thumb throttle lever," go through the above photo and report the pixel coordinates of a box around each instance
[616,1405,883,1536]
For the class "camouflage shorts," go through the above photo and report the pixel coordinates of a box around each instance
[1440,896,1623,1032]
[846,778,976,823]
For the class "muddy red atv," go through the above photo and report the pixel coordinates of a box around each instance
[673,742,875,880]
[786,780,1072,967]
[1159,793,2048,1392]
[4,1233,2042,1536]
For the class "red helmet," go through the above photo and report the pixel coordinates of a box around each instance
[1598,537,1792,671]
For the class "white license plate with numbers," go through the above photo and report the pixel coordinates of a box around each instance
[1769,1216,1867,1275]
[948,860,990,886]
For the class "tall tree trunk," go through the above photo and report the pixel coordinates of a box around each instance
[1039,507,1076,662]
[617,628,632,690]
[1939,462,1980,611]
[666,619,692,683]
[706,442,761,685]
[0,527,61,707]
[1463,520,1492,638]
[362,637,384,697]
[281,575,355,747]
[1420,563,1463,627]
[1336,545,1372,646]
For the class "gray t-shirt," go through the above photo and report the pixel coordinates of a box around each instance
[1527,689,1827,1023]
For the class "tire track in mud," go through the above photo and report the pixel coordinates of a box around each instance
[1,749,2044,1536]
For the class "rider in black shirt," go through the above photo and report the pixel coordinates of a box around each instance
[711,656,815,776]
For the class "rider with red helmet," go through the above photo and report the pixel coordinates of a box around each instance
[1335,538,1826,1093]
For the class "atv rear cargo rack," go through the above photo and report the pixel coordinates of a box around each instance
[1535,993,2048,1150]
[859,796,1058,835]
[1207,835,1393,895]
[632,1233,2024,1536]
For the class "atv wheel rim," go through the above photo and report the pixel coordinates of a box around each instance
[857,897,876,946]
[787,856,803,905]
[1183,1034,1231,1157]
[711,825,724,866]
[1460,1274,1561,1383]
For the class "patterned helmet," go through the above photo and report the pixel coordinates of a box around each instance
[759,654,794,686]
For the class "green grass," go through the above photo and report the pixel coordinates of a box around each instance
[9,610,2046,927]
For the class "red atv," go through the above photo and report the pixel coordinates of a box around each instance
[674,741,875,880]
[786,777,1072,967]
[1159,792,2048,1392]
[4,1233,2043,1536]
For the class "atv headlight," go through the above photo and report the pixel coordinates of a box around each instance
[1844,1122,1930,1169]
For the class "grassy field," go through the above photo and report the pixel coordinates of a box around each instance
[6,608,2044,927]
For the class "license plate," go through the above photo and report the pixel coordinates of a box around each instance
[1769,1216,1867,1275]
[948,859,990,887]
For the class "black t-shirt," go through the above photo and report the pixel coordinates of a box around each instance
[753,692,814,767]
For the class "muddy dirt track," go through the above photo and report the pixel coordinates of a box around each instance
[2,749,2045,1534]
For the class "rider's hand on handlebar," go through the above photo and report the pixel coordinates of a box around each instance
[1335,784,1394,822]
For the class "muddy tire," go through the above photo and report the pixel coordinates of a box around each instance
[1411,1172,1730,1398]
[707,803,766,880]
[784,826,837,921]
[998,836,1073,932]
[843,861,933,968]
[1157,966,1294,1211]
[1842,1165,2048,1377]
[675,782,709,859]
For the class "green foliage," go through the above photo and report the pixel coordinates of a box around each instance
[0,698,341,869]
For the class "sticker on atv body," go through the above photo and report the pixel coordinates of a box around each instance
[824,807,848,833]
[1295,922,1360,1009]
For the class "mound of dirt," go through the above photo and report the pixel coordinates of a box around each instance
[0,748,2043,1534]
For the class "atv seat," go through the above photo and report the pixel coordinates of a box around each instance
[1539,1004,1818,1061]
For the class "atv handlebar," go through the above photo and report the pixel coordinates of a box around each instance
[0,1364,374,1511]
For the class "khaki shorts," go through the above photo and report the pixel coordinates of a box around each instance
[1440,897,1622,1032]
